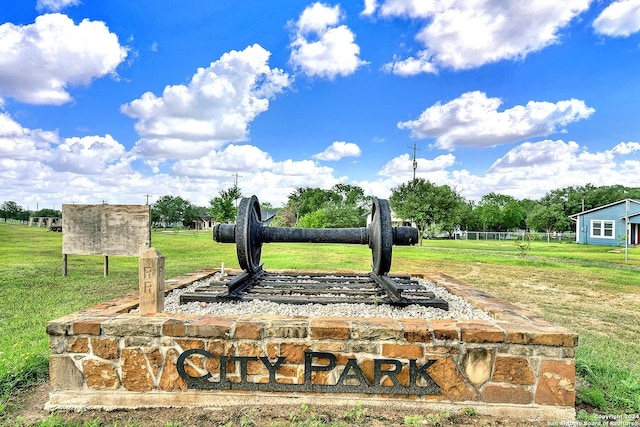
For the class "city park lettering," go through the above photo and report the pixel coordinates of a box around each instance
[177,350,441,395]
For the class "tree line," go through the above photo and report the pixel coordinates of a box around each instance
[2,182,639,234]
[0,201,60,222]
[147,183,372,229]
[389,181,640,242]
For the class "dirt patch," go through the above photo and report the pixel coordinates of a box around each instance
[2,381,554,426]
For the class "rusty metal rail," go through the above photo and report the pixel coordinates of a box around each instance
[179,271,449,310]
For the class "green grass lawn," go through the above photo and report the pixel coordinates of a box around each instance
[1,223,639,419]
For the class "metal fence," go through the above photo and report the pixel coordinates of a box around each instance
[2,219,28,225]
[456,231,576,242]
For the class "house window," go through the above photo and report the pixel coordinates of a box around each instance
[591,220,615,238]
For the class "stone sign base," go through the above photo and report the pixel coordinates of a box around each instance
[46,269,577,421]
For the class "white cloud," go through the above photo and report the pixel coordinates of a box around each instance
[382,51,437,76]
[358,139,640,202]
[378,153,456,177]
[173,144,274,177]
[0,111,342,208]
[593,0,640,37]
[361,0,378,17]
[0,112,130,178]
[374,0,590,74]
[611,141,640,155]
[0,113,145,206]
[289,3,367,79]
[49,135,126,174]
[0,112,58,160]
[313,141,361,161]
[269,159,324,176]
[489,139,640,180]
[398,91,595,150]
[296,2,342,33]
[3,105,640,209]
[129,137,221,160]
[122,44,291,159]
[36,0,80,12]
[475,139,632,200]
[356,153,457,200]
[0,14,127,105]
[0,112,27,139]
[173,146,340,205]
[238,162,339,206]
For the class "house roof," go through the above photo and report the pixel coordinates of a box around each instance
[261,209,278,223]
[620,211,640,220]
[568,198,640,219]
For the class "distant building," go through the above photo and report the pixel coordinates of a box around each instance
[193,215,213,230]
[569,199,640,246]
[194,208,278,230]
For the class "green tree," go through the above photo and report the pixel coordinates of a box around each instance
[540,184,640,219]
[181,202,203,228]
[286,187,341,221]
[271,205,296,227]
[526,203,569,242]
[0,201,22,222]
[209,185,242,223]
[474,193,524,231]
[278,185,370,228]
[298,209,328,228]
[332,184,370,210]
[152,195,191,228]
[16,209,31,222]
[458,200,482,232]
[389,179,465,244]
[324,204,363,228]
[439,197,472,237]
[33,208,61,218]
[518,198,538,229]
[331,184,372,227]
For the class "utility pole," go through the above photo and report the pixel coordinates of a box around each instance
[231,171,242,188]
[408,143,420,180]
[144,194,151,205]
[231,172,242,208]
[625,199,630,263]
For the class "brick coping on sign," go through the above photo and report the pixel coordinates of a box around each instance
[46,269,578,421]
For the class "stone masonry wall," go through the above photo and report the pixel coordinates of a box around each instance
[46,269,577,420]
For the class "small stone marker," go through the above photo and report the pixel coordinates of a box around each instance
[138,247,165,314]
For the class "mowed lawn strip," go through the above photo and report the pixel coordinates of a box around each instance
[1,224,639,414]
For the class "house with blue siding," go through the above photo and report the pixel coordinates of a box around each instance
[570,199,640,246]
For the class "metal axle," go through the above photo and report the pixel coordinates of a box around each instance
[215,223,417,246]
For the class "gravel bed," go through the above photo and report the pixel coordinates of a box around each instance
[162,274,493,320]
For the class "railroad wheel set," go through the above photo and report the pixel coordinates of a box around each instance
[188,195,448,310]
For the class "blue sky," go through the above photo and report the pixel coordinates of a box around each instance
[2,0,640,209]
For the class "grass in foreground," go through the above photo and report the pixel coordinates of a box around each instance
[400,241,640,413]
[1,224,639,421]
[0,225,231,415]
